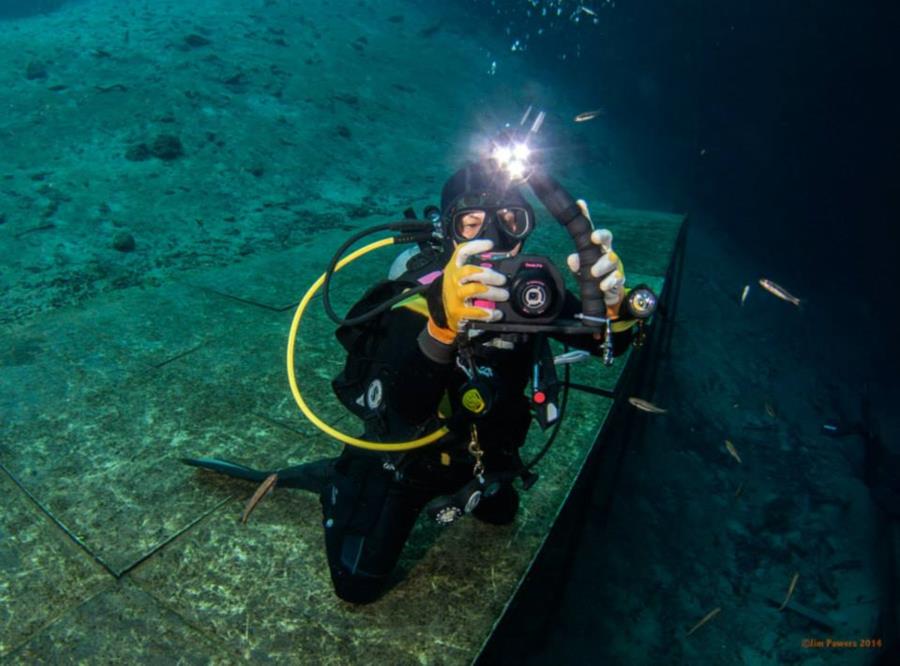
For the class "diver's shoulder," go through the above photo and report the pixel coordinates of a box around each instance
[391,246,448,284]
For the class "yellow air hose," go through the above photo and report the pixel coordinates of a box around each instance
[286,237,449,451]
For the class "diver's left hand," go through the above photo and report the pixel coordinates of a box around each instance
[565,199,626,310]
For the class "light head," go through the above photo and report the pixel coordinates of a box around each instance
[485,107,545,185]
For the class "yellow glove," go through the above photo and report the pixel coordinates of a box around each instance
[428,239,509,343]
[565,199,626,317]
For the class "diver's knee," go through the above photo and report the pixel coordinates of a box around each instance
[329,566,389,604]
[321,490,396,603]
[325,531,392,603]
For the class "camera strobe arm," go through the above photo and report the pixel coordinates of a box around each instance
[527,168,608,329]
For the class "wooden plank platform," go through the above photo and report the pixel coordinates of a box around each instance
[0,207,685,663]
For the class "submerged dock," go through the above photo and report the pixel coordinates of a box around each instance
[1,207,685,664]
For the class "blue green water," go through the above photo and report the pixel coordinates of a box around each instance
[1,0,897,664]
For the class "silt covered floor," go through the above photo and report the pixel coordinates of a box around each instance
[1,209,684,663]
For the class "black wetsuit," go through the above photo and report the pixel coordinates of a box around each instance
[320,269,634,604]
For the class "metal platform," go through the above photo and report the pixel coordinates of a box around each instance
[0,208,686,664]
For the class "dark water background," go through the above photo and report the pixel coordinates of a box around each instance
[469,2,900,664]
[475,0,900,360]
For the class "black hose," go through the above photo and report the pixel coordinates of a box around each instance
[322,221,433,327]
[524,354,571,472]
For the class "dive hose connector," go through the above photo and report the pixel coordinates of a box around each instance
[423,205,442,224]
[388,220,438,245]
[394,230,437,245]
[574,313,615,366]
[323,219,435,328]
[387,220,433,233]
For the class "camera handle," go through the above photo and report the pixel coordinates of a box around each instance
[526,168,609,329]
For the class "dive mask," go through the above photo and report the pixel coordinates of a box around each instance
[446,193,534,252]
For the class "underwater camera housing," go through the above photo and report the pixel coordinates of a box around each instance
[463,108,571,331]
[467,252,565,325]
[464,108,658,342]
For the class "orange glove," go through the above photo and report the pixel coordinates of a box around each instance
[427,239,509,343]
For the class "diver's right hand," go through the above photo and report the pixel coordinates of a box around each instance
[428,239,509,344]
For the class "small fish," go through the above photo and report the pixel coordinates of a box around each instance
[686,607,721,636]
[779,572,800,611]
[765,402,776,418]
[574,108,605,123]
[740,284,749,306]
[241,473,278,524]
[734,482,744,498]
[554,349,591,365]
[725,439,742,464]
[570,5,598,20]
[759,279,801,306]
[628,397,667,414]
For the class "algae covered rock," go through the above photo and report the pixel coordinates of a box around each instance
[25,61,48,80]
[184,34,211,48]
[125,143,151,161]
[125,134,184,161]
[112,231,136,252]
[150,134,184,161]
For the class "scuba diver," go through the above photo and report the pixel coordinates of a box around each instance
[184,157,644,604]
[313,160,638,603]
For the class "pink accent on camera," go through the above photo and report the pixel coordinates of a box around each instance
[417,270,442,285]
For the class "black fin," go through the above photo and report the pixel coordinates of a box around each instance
[180,457,272,482]
[274,457,337,493]
[181,456,337,494]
